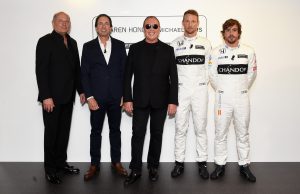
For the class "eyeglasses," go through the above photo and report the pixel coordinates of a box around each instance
[145,24,159,30]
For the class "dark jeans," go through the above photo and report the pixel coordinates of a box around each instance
[90,99,122,166]
[43,101,73,174]
[129,106,167,172]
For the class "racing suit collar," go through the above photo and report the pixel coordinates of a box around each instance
[224,43,240,50]
[183,34,198,41]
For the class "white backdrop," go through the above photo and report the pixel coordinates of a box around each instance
[0,0,299,162]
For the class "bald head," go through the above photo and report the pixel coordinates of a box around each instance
[52,12,71,36]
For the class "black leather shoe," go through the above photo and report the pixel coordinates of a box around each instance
[240,164,256,182]
[171,161,184,178]
[148,167,159,182]
[210,164,225,180]
[45,173,62,184]
[198,162,209,180]
[124,171,141,185]
[63,163,80,174]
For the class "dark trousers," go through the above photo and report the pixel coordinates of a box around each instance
[43,101,73,174]
[90,99,122,166]
[129,106,167,172]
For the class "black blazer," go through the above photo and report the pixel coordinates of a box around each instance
[35,31,82,104]
[123,40,178,108]
[81,37,127,102]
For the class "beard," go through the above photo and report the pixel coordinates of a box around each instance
[185,28,198,35]
[225,35,239,44]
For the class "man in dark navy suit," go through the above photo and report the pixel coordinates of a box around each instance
[81,14,128,181]
[36,12,85,184]
[123,16,178,185]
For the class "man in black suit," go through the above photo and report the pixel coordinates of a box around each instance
[123,16,178,185]
[35,12,85,184]
[81,14,128,181]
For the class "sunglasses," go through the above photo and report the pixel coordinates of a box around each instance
[145,24,159,30]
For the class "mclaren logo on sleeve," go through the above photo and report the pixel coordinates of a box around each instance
[176,55,205,65]
[217,64,248,74]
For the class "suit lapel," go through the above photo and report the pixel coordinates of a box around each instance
[93,38,108,66]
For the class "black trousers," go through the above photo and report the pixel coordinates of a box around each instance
[90,99,122,166]
[43,101,73,174]
[129,106,167,172]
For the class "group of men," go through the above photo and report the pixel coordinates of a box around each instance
[35,9,257,185]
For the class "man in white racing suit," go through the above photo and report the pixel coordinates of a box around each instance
[170,9,211,179]
[209,19,257,182]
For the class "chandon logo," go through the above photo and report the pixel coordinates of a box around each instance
[176,55,205,65]
[217,64,248,74]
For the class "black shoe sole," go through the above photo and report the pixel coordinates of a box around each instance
[124,175,141,185]
[210,171,225,180]
[64,170,80,175]
[200,174,209,180]
[45,175,62,184]
[240,172,256,182]
[171,169,184,178]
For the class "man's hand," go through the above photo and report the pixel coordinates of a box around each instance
[167,104,177,117]
[43,98,55,112]
[87,97,99,111]
[123,102,133,115]
[80,93,86,105]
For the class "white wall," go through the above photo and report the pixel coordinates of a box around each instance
[0,0,300,162]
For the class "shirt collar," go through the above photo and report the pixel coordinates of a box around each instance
[98,36,111,45]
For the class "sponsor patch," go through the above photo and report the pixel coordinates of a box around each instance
[177,40,184,46]
[219,48,226,54]
[218,56,228,59]
[217,64,248,74]
[238,54,248,58]
[176,55,205,65]
[176,47,186,51]
[195,45,205,49]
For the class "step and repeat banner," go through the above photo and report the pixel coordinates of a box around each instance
[91,15,207,47]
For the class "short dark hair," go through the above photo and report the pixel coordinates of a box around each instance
[221,19,242,38]
[183,9,199,22]
[95,14,112,27]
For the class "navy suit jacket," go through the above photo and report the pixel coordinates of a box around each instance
[81,37,127,103]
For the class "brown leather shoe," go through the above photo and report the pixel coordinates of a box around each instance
[111,162,128,176]
[84,165,99,181]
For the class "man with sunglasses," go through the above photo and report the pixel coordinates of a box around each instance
[123,16,178,185]
[170,10,211,179]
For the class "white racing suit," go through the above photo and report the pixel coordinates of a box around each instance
[171,35,211,162]
[209,43,257,165]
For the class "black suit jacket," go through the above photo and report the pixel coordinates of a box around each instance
[123,40,178,108]
[35,31,83,104]
[81,37,127,102]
